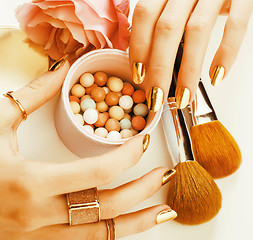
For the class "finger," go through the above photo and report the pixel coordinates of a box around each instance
[97,167,172,219]
[129,0,168,83]
[24,205,176,240]
[5,57,69,125]
[175,0,224,107]
[145,0,197,106]
[34,135,149,196]
[115,205,177,238]
[31,167,174,228]
[210,0,253,86]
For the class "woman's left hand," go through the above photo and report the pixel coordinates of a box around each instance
[130,0,253,110]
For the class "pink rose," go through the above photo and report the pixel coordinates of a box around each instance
[16,0,130,60]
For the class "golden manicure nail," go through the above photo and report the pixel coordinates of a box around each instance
[211,65,225,86]
[147,87,164,112]
[156,209,177,224]
[143,134,150,153]
[49,53,69,71]
[162,169,177,186]
[132,62,146,84]
[176,87,190,109]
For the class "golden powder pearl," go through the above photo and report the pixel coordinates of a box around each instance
[105,92,120,106]
[80,72,94,87]
[105,118,120,132]
[96,101,109,112]
[109,106,124,121]
[107,77,124,92]
[94,112,109,128]
[121,129,133,139]
[91,87,106,102]
[70,101,80,114]
[94,71,108,86]
[85,83,98,95]
[81,95,92,101]
[71,84,86,98]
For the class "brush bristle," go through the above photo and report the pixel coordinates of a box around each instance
[190,120,242,179]
[167,161,222,225]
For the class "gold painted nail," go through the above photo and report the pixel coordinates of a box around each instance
[147,87,164,112]
[49,53,69,71]
[156,209,177,224]
[176,87,190,109]
[162,169,176,186]
[211,65,225,86]
[132,62,146,84]
[143,134,150,153]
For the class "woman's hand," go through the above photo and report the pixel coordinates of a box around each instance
[0,60,176,239]
[130,0,253,109]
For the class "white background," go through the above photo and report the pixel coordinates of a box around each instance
[0,0,253,240]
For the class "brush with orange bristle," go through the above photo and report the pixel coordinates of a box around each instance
[174,40,242,179]
[162,96,222,225]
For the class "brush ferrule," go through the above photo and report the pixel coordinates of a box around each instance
[191,81,218,125]
[162,97,194,165]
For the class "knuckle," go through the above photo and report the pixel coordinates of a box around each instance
[104,202,120,219]
[227,16,248,31]
[9,164,38,201]
[156,15,180,33]
[11,206,35,232]
[86,226,105,240]
[187,16,211,33]
[26,78,44,91]
[134,1,154,20]
[92,162,113,185]
[136,218,150,233]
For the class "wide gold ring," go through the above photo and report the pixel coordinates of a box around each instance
[106,219,116,240]
[3,91,27,120]
[66,188,100,226]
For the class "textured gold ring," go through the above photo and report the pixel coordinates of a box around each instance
[67,188,100,225]
[106,219,116,240]
[3,91,27,120]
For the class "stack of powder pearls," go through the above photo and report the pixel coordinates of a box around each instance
[69,71,149,140]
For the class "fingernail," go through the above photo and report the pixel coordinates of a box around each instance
[132,62,145,84]
[176,87,190,109]
[162,169,176,186]
[156,209,177,224]
[211,65,225,86]
[147,87,164,112]
[143,134,150,153]
[49,53,69,71]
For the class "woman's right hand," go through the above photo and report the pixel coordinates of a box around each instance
[0,60,176,239]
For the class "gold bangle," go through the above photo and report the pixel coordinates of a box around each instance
[3,91,27,120]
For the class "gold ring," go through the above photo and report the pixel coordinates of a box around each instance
[3,91,27,120]
[106,219,116,240]
[67,188,100,225]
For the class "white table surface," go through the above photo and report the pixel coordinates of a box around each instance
[1,1,253,240]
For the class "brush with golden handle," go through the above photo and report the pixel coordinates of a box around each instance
[161,96,222,225]
[174,40,242,179]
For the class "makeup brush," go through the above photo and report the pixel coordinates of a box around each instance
[162,96,222,225]
[174,41,242,179]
